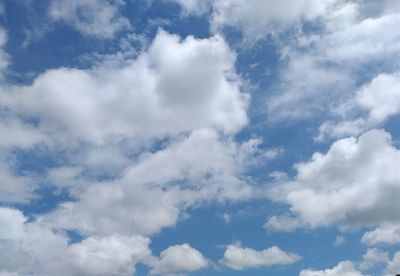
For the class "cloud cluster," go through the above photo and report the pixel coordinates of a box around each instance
[0,207,150,275]
[1,30,247,146]
[267,129,400,240]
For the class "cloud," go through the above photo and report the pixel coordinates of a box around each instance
[0,207,68,275]
[45,235,150,276]
[42,129,261,236]
[361,224,400,245]
[265,2,400,126]
[0,27,9,75]
[0,207,150,275]
[209,0,338,42]
[220,243,300,270]
[1,30,248,146]
[318,72,400,140]
[48,0,130,38]
[166,0,210,16]
[359,248,388,271]
[385,251,400,276]
[268,129,400,231]
[0,165,36,203]
[300,261,363,276]
[149,243,208,275]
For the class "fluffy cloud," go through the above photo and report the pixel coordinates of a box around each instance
[0,165,35,203]
[46,235,150,276]
[169,0,339,41]
[318,72,400,140]
[221,243,300,270]
[361,224,400,245]
[48,0,130,38]
[300,261,363,276]
[42,129,261,236]
[267,129,400,231]
[1,30,247,146]
[210,0,338,41]
[266,2,400,126]
[359,248,389,271]
[385,251,400,276]
[0,207,150,275]
[149,244,208,275]
[0,207,68,275]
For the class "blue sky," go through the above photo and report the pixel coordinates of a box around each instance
[1,0,400,275]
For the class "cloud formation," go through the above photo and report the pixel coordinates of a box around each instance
[221,243,301,270]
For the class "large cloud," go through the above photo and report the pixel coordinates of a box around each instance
[220,243,300,270]
[42,129,262,236]
[45,235,150,276]
[1,30,248,146]
[267,129,400,234]
[0,207,150,276]
[264,1,400,128]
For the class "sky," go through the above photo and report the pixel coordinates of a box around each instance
[0,0,400,275]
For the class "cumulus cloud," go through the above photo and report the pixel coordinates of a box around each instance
[359,248,388,271]
[300,261,363,276]
[362,224,400,245]
[210,0,338,41]
[385,251,400,276]
[220,243,300,270]
[318,72,400,140]
[265,1,400,126]
[268,129,400,231]
[48,0,130,38]
[0,207,151,275]
[42,129,261,236]
[0,30,248,146]
[46,235,150,276]
[149,243,208,275]
[0,207,68,275]
[0,165,36,203]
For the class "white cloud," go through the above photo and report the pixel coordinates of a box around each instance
[0,165,35,203]
[149,243,208,275]
[359,248,388,271]
[210,0,338,42]
[42,129,261,236]
[46,235,150,276]
[221,243,300,270]
[264,215,302,232]
[1,30,248,146]
[48,0,130,38]
[0,207,150,275]
[0,207,68,275]
[318,72,400,140]
[167,0,210,16]
[362,224,400,246]
[265,2,400,125]
[268,129,400,231]
[300,261,363,276]
[333,235,346,247]
[385,251,400,276]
